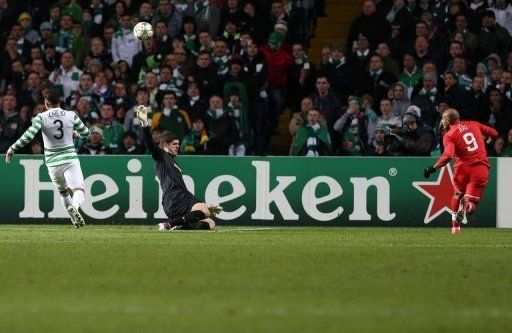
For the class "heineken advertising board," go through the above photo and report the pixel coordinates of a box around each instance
[0,156,498,227]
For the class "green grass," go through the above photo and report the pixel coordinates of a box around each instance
[0,226,511,333]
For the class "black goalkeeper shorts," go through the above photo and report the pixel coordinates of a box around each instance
[164,190,200,220]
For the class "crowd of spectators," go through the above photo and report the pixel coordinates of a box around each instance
[0,0,511,158]
[294,0,512,157]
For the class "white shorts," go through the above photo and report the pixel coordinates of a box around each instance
[47,160,85,192]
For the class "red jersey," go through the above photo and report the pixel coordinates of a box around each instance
[434,121,498,169]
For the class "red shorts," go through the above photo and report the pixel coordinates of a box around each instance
[453,164,489,201]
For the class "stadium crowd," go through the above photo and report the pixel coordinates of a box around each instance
[0,0,511,157]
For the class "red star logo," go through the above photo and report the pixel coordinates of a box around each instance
[412,166,455,224]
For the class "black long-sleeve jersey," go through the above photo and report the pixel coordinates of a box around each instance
[143,127,199,218]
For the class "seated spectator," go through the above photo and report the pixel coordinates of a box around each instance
[333,97,376,155]
[390,82,410,117]
[359,54,397,107]
[152,0,184,39]
[398,53,423,98]
[411,72,443,127]
[390,113,436,156]
[179,82,208,120]
[377,98,401,128]
[204,95,239,155]
[154,20,173,56]
[412,36,438,69]
[49,51,83,100]
[180,115,210,155]
[326,43,352,105]
[125,89,153,145]
[0,94,25,153]
[450,14,478,57]
[467,76,488,121]
[198,30,215,52]
[452,56,473,91]
[351,33,372,71]
[286,43,315,114]
[489,136,506,156]
[152,91,191,140]
[112,14,141,67]
[185,0,221,37]
[88,37,112,69]
[365,126,388,156]
[262,31,293,133]
[120,131,145,154]
[477,10,512,59]
[291,109,331,156]
[78,125,112,155]
[347,0,391,50]
[500,129,512,156]
[376,42,400,77]
[487,87,512,136]
[443,71,470,115]
[18,12,40,45]
[309,75,343,140]
[476,62,491,92]
[98,102,125,153]
[289,97,326,153]
[158,66,183,98]
[19,72,43,109]
[189,50,221,98]
[67,73,101,114]
[225,88,248,156]
[385,20,406,61]
[242,38,269,155]
[30,140,43,154]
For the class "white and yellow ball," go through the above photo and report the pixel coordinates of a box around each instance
[133,22,154,41]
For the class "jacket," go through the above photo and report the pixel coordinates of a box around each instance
[261,45,293,89]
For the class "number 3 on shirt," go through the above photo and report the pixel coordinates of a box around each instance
[463,132,478,152]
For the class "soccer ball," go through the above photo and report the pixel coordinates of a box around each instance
[133,22,154,41]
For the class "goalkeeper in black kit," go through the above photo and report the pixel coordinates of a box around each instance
[136,105,222,230]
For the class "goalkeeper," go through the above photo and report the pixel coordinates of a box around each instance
[136,105,222,230]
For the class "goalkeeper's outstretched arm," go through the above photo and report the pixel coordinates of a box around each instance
[6,115,43,164]
[138,105,163,161]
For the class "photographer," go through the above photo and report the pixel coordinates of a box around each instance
[388,113,437,156]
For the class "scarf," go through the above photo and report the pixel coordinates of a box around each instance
[213,54,230,75]
[207,108,225,119]
[329,57,346,67]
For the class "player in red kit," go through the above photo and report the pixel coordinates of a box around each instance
[423,109,498,234]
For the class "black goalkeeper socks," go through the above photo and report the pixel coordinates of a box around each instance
[170,210,206,226]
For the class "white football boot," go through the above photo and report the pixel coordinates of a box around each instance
[67,206,85,228]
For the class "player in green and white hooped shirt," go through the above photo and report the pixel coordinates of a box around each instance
[5,91,90,228]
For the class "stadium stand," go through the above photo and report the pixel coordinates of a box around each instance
[0,0,511,156]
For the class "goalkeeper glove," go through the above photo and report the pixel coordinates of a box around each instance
[423,166,437,179]
[136,105,149,127]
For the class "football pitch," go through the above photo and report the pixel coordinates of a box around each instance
[0,225,511,333]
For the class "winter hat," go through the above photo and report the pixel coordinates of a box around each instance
[40,22,52,31]
[90,125,104,136]
[476,62,488,74]
[405,105,421,118]
[274,20,288,33]
[18,12,31,22]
